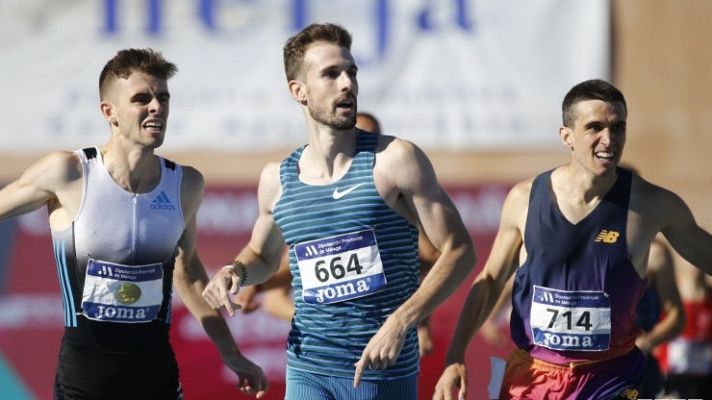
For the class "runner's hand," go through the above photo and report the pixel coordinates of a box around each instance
[353,316,408,387]
[417,323,434,357]
[202,265,242,316]
[433,362,467,400]
[235,285,262,314]
[223,353,269,399]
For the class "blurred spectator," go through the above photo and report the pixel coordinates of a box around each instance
[656,257,712,398]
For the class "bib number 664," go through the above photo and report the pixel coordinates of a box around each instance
[314,254,363,282]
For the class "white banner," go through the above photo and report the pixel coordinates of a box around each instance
[0,0,609,152]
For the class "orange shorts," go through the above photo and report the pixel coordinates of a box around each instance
[499,348,644,400]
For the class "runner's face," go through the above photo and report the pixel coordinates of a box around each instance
[301,42,358,130]
[564,100,627,177]
[104,71,170,149]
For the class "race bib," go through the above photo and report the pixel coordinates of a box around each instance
[296,229,386,304]
[667,339,712,375]
[81,258,164,323]
[530,286,611,351]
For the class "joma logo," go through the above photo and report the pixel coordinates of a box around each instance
[94,305,148,320]
[315,279,371,303]
[541,332,594,348]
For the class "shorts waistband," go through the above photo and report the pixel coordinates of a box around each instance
[511,347,640,372]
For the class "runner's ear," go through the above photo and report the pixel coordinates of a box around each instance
[288,79,307,105]
[559,126,573,150]
[101,100,118,126]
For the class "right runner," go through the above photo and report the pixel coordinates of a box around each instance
[434,79,712,400]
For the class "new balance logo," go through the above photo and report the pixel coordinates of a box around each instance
[617,388,638,400]
[150,191,176,211]
[332,183,366,200]
[595,229,619,244]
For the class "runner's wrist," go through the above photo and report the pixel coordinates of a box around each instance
[388,309,417,332]
[228,260,249,287]
[444,341,468,364]
[418,316,431,328]
[214,337,243,359]
[444,349,466,365]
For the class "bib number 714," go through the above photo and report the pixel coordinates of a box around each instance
[546,308,593,331]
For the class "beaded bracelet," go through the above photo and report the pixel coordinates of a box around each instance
[230,260,248,287]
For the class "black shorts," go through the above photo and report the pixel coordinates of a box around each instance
[54,335,182,400]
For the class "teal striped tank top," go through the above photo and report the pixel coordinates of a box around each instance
[273,132,421,379]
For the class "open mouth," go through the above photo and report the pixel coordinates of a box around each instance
[335,98,355,111]
[594,151,615,162]
[143,120,164,132]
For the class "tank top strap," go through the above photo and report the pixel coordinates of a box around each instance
[279,145,306,188]
[528,169,555,206]
[605,167,632,210]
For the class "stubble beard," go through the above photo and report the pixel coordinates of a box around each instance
[308,104,357,130]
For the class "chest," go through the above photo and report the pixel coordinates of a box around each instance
[275,176,388,244]
[523,189,630,272]
[554,196,602,226]
[70,167,184,266]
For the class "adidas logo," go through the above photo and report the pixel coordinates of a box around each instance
[150,191,176,211]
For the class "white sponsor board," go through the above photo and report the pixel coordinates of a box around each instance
[0,0,609,152]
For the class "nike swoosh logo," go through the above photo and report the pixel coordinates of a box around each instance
[332,182,366,200]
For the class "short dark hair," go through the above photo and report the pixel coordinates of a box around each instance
[562,79,627,128]
[283,23,352,81]
[99,48,177,100]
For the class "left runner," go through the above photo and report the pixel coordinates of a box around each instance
[0,48,266,399]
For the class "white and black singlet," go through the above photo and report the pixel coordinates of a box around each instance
[50,147,185,400]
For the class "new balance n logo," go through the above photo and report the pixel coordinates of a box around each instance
[150,191,176,211]
[595,229,619,244]
[617,388,638,400]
